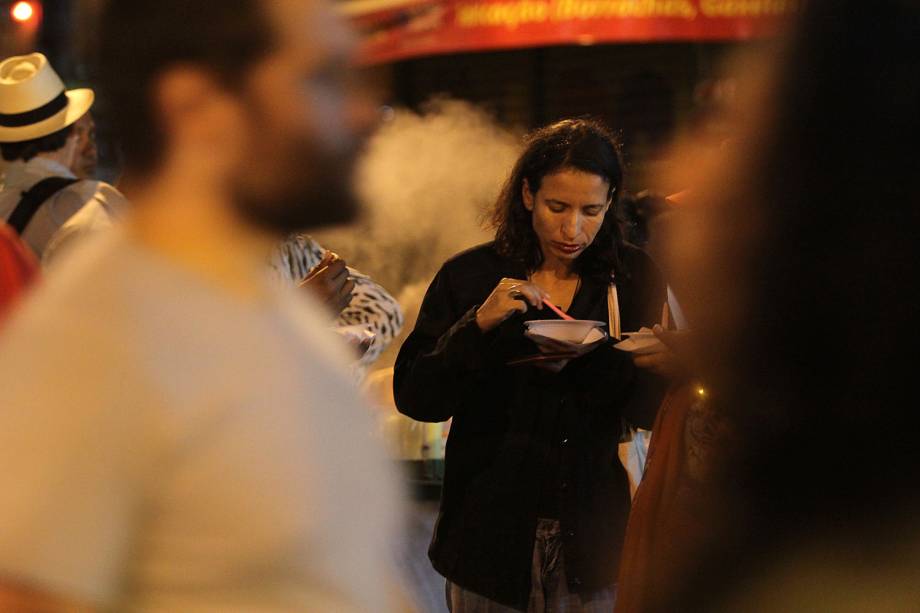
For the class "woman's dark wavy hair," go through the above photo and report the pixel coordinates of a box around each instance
[490,118,627,279]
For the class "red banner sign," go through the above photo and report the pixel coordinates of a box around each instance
[349,0,797,64]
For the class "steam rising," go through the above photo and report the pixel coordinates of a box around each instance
[312,98,522,368]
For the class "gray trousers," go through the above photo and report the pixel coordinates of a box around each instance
[446,519,616,613]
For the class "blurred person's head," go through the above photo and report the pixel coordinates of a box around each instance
[618,190,669,250]
[491,118,625,277]
[659,0,920,609]
[689,76,739,143]
[616,193,642,247]
[70,113,97,179]
[99,0,377,234]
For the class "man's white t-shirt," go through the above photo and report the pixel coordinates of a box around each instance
[0,231,402,612]
[0,157,124,259]
[42,186,129,267]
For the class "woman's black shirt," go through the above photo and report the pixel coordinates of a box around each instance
[394,242,666,610]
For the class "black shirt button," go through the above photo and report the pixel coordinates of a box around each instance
[561,438,569,445]
[566,529,575,537]
[560,481,569,491]
[572,577,582,586]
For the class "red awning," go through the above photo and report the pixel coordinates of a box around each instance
[346,0,797,65]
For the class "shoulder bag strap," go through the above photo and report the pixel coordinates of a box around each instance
[607,274,621,340]
[7,176,80,235]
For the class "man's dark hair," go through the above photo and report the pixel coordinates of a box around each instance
[0,125,74,162]
[490,118,627,279]
[618,190,668,249]
[97,0,275,174]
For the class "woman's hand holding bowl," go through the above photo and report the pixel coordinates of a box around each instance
[531,334,604,358]
[529,330,606,372]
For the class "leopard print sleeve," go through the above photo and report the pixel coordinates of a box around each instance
[269,234,405,370]
[269,233,326,284]
[338,269,405,368]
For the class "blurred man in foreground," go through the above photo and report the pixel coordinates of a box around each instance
[0,1,403,611]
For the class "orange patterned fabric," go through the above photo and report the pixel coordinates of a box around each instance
[614,384,705,613]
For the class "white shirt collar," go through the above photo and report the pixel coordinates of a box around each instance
[2,156,77,189]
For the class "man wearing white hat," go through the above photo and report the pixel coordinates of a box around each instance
[0,52,124,259]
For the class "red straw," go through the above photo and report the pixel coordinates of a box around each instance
[543,298,575,321]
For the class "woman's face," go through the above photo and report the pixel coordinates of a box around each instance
[523,168,611,265]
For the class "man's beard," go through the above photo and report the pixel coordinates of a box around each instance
[230,138,363,235]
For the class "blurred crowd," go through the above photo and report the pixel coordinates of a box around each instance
[0,0,916,611]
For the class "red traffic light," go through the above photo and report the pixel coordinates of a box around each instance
[10,1,37,23]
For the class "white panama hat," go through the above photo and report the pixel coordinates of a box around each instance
[0,52,94,143]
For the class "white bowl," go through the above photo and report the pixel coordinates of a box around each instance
[524,319,606,344]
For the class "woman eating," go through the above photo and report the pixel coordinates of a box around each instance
[394,119,667,612]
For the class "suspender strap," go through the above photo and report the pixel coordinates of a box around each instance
[7,176,80,235]
[607,275,621,340]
